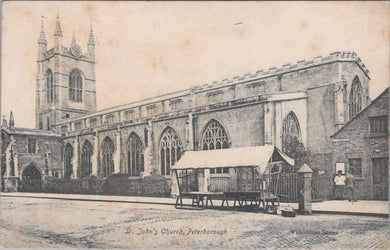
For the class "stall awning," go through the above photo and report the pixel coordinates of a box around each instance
[171,145,294,174]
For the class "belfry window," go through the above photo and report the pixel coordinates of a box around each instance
[349,76,363,119]
[46,69,54,103]
[69,69,83,102]
[159,127,183,176]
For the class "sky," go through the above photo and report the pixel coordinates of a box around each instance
[1,1,389,128]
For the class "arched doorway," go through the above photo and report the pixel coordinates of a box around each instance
[21,164,42,192]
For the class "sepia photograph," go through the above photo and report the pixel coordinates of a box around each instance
[0,1,389,249]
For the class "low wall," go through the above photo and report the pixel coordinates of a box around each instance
[42,174,171,197]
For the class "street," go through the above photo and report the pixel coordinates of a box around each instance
[0,196,388,249]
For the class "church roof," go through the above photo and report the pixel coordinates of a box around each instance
[1,126,62,137]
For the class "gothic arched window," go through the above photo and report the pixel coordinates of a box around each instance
[64,143,73,180]
[80,140,93,178]
[349,76,363,119]
[201,119,230,151]
[160,127,183,176]
[282,112,301,154]
[69,69,83,102]
[127,132,144,176]
[46,69,54,103]
[101,137,115,177]
[201,119,230,174]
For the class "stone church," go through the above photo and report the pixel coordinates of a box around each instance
[1,15,371,196]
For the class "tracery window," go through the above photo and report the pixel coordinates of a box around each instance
[201,119,230,151]
[282,111,301,154]
[127,133,144,176]
[101,137,115,177]
[64,143,73,180]
[201,119,230,174]
[349,76,363,119]
[46,69,54,103]
[69,69,83,102]
[160,127,183,176]
[80,140,93,178]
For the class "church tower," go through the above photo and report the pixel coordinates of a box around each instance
[36,14,96,130]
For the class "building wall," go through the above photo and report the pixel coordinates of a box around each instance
[57,94,309,179]
[50,52,371,184]
[0,129,62,181]
[332,89,389,200]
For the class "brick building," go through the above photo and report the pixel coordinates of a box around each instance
[1,15,375,198]
[331,88,389,200]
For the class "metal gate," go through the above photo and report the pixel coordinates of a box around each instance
[264,172,302,202]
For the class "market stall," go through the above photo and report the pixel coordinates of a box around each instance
[171,145,294,211]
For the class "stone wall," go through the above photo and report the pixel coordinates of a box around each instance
[332,89,388,200]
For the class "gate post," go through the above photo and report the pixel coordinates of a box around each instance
[298,164,313,215]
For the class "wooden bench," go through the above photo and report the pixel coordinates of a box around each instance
[175,192,224,209]
[175,191,282,213]
[222,191,261,208]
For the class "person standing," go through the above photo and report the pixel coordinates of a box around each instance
[345,169,357,202]
[333,170,346,199]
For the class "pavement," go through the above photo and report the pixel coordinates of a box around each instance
[0,192,388,217]
[1,195,389,249]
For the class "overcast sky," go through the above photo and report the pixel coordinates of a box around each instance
[1,1,389,128]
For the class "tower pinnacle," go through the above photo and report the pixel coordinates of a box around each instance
[88,24,95,45]
[70,29,82,57]
[38,18,47,45]
[54,12,62,37]
[72,29,77,46]
[9,111,15,130]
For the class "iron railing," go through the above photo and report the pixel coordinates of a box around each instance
[264,172,301,202]
[209,177,263,192]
